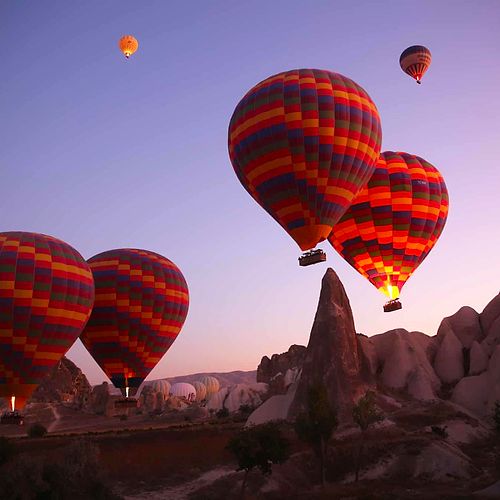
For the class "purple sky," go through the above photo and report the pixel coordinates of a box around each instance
[2,1,499,385]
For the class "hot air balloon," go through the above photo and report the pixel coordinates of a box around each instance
[192,381,207,402]
[0,232,94,422]
[119,35,138,59]
[328,151,448,312]
[151,379,171,399]
[170,382,196,402]
[228,69,382,266]
[80,249,189,408]
[200,375,220,399]
[400,45,431,84]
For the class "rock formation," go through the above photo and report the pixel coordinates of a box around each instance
[249,272,500,426]
[257,344,306,395]
[288,268,366,420]
[31,356,92,408]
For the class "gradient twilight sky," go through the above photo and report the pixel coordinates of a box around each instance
[1,1,499,385]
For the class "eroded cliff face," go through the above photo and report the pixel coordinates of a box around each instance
[31,356,91,408]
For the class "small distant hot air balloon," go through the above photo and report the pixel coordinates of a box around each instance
[0,232,94,422]
[170,382,196,402]
[328,151,448,312]
[119,35,138,59]
[200,376,220,399]
[80,249,189,408]
[400,45,431,84]
[193,381,207,402]
[228,69,382,266]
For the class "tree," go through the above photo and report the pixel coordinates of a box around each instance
[294,383,338,486]
[226,421,290,498]
[352,391,383,481]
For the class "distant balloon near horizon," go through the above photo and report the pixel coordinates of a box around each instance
[80,248,189,398]
[170,382,196,401]
[119,35,138,59]
[0,232,94,410]
[192,380,207,401]
[228,68,382,253]
[329,151,448,308]
[200,375,220,398]
[400,45,432,84]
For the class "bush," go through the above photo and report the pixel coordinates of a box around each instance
[227,421,290,496]
[0,436,16,466]
[28,422,47,438]
[0,439,119,499]
[238,404,254,416]
[216,407,229,419]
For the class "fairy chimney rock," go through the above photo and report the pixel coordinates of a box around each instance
[289,268,364,420]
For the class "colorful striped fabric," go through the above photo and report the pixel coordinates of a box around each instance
[80,249,189,395]
[329,151,449,299]
[0,232,94,409]
[228,69,382,251]
[400,45,432,84]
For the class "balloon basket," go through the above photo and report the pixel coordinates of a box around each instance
[115,398,138,409]
[384,299,402,313]
[299,249,326,267]
[1,411,24,425]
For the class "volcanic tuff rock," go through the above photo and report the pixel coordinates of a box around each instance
[257,344,306,395]
[31,356,92,408]
[289,268,365,420]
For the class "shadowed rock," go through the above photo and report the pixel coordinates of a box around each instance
[288,268,364,420]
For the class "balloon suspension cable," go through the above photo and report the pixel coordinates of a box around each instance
[11,396,15,412]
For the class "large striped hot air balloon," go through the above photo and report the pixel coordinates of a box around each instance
[0,232,94,411]
[400,45,432,84]
[80,249,189,399]
[228,69,382,265]
[328,151,448,311]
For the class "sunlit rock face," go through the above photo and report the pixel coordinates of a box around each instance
[289,268,366,421]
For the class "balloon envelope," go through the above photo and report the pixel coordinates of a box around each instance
[329,151,448,299]
[200,375,220,398]
[80,249,189,397]
[192,381,207,401]
[119,35,138,59]
[228,68,382,251]
[400,45,431,84]
[0,232,94,409]
[170,382,196,401]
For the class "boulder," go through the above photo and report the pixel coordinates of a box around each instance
[480,293,500,335]
[451,373,490,415]
[481,315,500,357]
[434,329,464,384]
[246,384,297,426]
[90,382,110,414]
[289,268,365,420]
[437,306,483,349]
[372,329,440,400]
[469,341,489,375]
